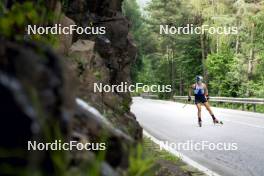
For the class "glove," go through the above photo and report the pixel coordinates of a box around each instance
[188,96,191,102]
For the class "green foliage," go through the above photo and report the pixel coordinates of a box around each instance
[123,0,158,83]
[121,97,131,113]
[0,2,38,37]
[206,47,239,96]
[0,1,58,45]
[142,137,204,176]
[137,55,157,84]
[127,144,155,176]
[124,0,264,101]
[93,71,102,80]
[125,0,204,98]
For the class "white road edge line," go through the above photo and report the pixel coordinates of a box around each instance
[143,130,221,176]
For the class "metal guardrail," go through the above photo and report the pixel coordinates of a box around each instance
[140,94,264,112]
[174,96,264,112]
[141,94,159,99]
[173,96,264,104]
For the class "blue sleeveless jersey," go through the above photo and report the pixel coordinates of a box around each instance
[193,84,205,95]
[193,83,207,104]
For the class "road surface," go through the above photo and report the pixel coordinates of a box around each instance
[131,97,264,176]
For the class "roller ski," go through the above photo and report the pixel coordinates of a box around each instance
[213,118,223,125]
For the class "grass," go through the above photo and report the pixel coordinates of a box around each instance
[127,144,156,176]
[142,137,205,176]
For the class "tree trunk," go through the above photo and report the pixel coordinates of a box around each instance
[179,76,184,96]
[235,20,240,54]
[171,49,175,97]
[246,23,255,97]
[216,35,219,54]
[247,23,255,81]
[199,14,208,81]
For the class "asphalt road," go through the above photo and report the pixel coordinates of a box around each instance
[131,97,264,176]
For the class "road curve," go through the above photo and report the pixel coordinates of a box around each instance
[131,97,264,176]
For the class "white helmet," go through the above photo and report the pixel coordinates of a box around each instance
[196,75,203,83]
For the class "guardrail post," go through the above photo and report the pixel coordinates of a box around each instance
[253,104,256,112]
[242,104,245,111]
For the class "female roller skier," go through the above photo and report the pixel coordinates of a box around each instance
[188,76,222,127]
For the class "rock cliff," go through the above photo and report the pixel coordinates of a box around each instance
[0,0,142,175]
[63,0,142,140]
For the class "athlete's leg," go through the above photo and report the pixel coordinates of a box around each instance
[196,103,202,121]
[203,102,218,122]
[196,103,202,127]
[203,102,214,115]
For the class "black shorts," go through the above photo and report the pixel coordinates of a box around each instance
[195,95,207,104]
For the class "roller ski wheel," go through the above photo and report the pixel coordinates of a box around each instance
[213,119,223,125]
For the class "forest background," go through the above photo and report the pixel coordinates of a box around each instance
[123,0,264,101]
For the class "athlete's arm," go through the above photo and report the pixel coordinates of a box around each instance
[203,84,209,99]
[203,84,208,95]
[189,84,194,97]
[188,84,194,101]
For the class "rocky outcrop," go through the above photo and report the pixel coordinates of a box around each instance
[57,14,75,55]
[0,39,134,175]
[63,0,142,140]
[67,38,141,140]
[0,40,72,175]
